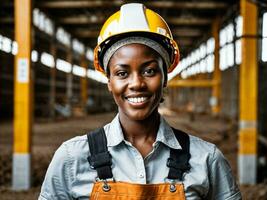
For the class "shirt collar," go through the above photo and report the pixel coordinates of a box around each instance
[106,114,182,150]
[106,114,125,147]
[155,116,182,150]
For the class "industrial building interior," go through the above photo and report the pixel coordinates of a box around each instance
[0,0,267,199]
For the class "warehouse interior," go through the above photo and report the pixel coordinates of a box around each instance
[0,0,267,199]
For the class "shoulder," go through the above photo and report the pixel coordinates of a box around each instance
[48,134,89,165]
[188,134,217,158]
[48,134,89,172]
[186,134,230,178]
[39,134,95,199]
[61,121,113,157]
[184,135,241,199]
[188,135,229,166]
[62,135,88,151]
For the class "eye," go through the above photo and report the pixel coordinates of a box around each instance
[116,71,128,78]
[143,68,157,76]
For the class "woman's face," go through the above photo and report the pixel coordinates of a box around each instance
[107,43,165,121]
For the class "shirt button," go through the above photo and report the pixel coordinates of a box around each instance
[139,172,144,178]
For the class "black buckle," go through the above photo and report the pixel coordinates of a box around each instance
[167,158,190,171]
[88,151,112,169]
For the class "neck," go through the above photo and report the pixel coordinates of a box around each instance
[119,110,160,142]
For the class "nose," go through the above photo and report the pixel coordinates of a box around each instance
[128,73,146,90]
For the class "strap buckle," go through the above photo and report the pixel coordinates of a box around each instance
[87,151,112,169]
[167,157,190,171]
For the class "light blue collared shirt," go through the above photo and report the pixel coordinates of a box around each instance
[39,114,241,200]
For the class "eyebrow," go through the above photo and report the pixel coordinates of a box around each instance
[141,59,159,67]
[112,64,130,69]
[114,59,158,68]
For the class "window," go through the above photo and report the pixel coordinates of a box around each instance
[73,65,86,77]
[41,52,55,68]
[56,59,72,73]
[168,37,215,80]
[219,17,241,71]
[33,8,54,36]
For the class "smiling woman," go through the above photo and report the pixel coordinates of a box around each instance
[39,3,241,200]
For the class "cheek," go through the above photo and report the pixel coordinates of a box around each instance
[151,76,164,92]
[108,79,124,96]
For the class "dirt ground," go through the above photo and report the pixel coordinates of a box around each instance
[0,110,266,200]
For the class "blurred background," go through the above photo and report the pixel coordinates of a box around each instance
[0,0,267,199]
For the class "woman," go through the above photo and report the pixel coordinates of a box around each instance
[39,3,241,200]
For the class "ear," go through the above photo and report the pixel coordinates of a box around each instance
[107,78,112,92]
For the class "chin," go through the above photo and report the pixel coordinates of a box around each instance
[123,108,158,121]
[130,115,149,121]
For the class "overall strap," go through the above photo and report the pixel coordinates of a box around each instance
[167,128,191,181]
[87,127,113,180]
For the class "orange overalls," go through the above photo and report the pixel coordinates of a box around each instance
[87,127,190,200]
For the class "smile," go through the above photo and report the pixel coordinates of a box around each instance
[126,97,149,103]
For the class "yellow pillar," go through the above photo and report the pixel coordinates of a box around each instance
[13,0,32,190]
[238,0,258,184]
[211,17,221,115]
[80,55,88,114]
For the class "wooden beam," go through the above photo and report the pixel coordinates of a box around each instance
[73,30,99,38]
[66,51,73,117]
[37,1,228,10]
[74,28,202,38]
[37,0,123,8]
[58,15,211,26]
[80,55,88,114]
[49,42,56,119]
[172,28,203,37]
[57,15,105,24]
[168,79,215,88]
[175,38,194,47]
[211,17,221,116]
[167,17,212,25]
[147,2,228,9]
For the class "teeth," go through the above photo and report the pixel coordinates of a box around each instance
[127,97,148,103]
